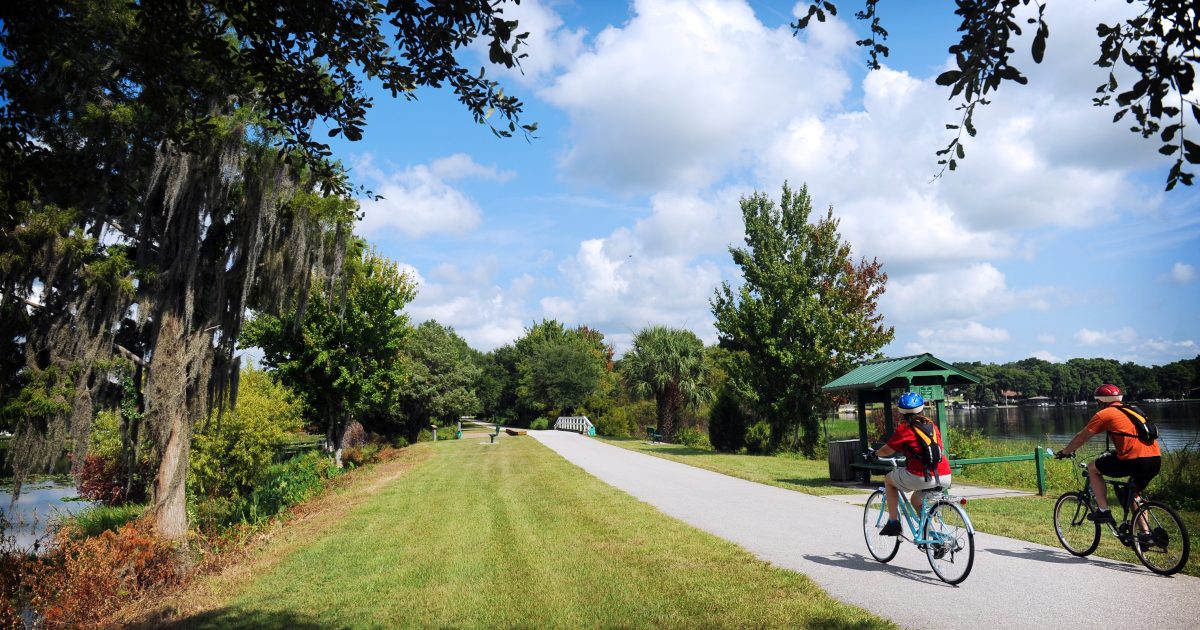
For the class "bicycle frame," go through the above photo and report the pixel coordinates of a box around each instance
[868,457,973,545]
[1069,456,1146,543]
[870,486,958,546]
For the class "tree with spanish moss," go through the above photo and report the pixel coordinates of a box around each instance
[711,183,893,455]
[0,0,531,540]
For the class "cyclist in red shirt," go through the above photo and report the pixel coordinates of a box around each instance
[1059,384,1161,524]
[872,392,953,536]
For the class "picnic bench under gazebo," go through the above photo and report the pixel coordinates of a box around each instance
[822,353,981,483]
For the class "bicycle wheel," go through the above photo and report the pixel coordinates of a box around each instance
[925,501,974,584]
[863,490,899,562]
[1132,501,1190,576]
[1053,492,1100,557]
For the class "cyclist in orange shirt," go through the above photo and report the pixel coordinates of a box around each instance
[1058,384,1161,524]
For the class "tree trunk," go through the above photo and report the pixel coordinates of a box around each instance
[655,392,670,441]
[146,313,195,541]
[324,408,348,468]
[151,406,190,540]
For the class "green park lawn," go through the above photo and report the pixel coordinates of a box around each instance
[144,436,892,629]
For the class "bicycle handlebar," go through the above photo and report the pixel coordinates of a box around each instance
[863,450,902,467]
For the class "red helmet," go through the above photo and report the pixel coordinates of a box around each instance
[1094,384,1122,402]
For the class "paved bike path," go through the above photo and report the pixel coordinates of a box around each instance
[529,430,1199,630]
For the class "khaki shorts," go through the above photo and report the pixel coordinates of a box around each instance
[886,468,951,493]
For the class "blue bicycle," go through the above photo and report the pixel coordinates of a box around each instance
[862,455,976,584]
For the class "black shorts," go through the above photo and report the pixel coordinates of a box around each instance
[1095,453,1161,491]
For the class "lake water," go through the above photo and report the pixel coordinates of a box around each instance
[1,477,94,551]
[947,401,1200,450]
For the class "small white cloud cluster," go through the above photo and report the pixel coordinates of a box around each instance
[355,153,513,239]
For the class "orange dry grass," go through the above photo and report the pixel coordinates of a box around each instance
[1,518,180,630]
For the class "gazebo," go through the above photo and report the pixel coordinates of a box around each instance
[822,353,981,480]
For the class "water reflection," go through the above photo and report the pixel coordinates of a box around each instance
[1,478,93,550]
[949,401,1200,449]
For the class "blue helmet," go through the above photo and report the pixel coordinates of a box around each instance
[898,392,924,413]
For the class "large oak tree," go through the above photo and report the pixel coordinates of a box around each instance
[0,0,530,540]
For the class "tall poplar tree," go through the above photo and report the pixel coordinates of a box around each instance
[711,183,893,455]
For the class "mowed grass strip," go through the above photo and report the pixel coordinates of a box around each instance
[597,437,848,496]
[172,436,893,629]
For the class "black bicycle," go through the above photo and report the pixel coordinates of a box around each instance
[1052,451,1189,576]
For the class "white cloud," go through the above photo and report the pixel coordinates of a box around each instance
[483,0,587,86]
[1031,349,1061,363]
[901,321,1011,361]
[354,154,512,239]
[401,260,533,351]
[1074,327,1137,346]
[882,264,1052,324]
[1165,262,1197,285]
[543,0,855,192]
[540,232,724,354]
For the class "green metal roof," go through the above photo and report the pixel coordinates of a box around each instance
[822,353,981,392]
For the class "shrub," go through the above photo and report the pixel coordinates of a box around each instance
[708,386,747,452]
[343,442,384,468]
[88,409,124,461]
[12,518,180,629]
[189,366,304,499]
[77,453,151,506]
[744,421,772,455]
[944,427,989,459]
[675,426,712,450]
[240,451,337,523]
[529,418,550,430]
[1154,442,1200,511]
[595,400,652,437]
[343,421,368,448]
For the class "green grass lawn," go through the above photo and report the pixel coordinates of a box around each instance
[597,437,850,496]
[598,436,1200,577]
[165,437,893,629]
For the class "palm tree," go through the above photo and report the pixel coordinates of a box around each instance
[623,326,711,442]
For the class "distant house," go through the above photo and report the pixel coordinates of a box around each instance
[1020,395,1053,407]
[998,389,1021,405]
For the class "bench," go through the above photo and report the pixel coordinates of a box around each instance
[647,427,663,443]
[490,424,501,443]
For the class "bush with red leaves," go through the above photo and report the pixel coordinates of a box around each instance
[76,455,148,506]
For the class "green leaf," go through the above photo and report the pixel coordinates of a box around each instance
[935,70,962,86]
[1032,31,1046,64]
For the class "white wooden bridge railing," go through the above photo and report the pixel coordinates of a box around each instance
[554,416,595,435]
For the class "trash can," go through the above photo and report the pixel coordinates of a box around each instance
[828,439,860,481]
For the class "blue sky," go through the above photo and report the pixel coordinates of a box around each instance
[325,0,1198,366]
